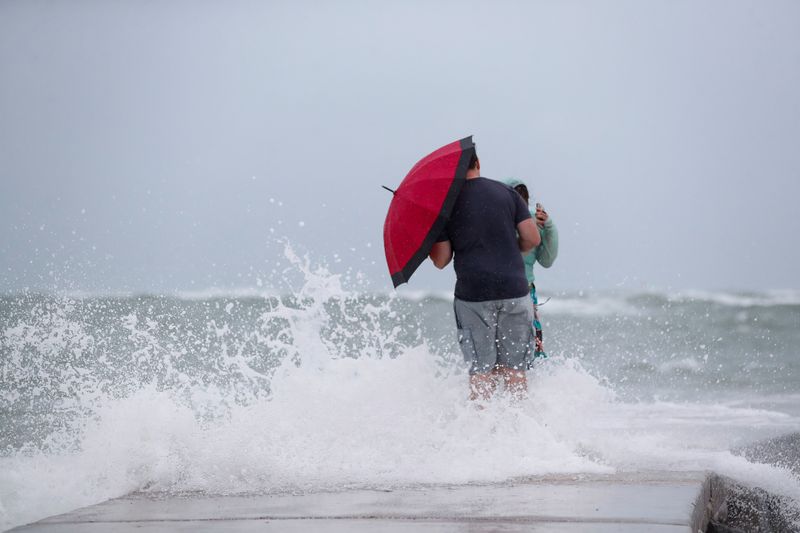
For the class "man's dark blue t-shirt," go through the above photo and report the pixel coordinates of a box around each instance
[437,177,532,302]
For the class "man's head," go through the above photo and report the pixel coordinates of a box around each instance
[466,151,480,178]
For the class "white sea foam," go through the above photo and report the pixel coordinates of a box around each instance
[173,287,276,300]
[3,350,800,530]
[538,294,640,316]
[670,289,800,307]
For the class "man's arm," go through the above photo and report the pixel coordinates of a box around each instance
[517,218,541,253]
[429,240,453,269]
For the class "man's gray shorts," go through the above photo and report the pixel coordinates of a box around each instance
[454,295,536,375]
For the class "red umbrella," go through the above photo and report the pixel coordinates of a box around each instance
[383,136,476,287]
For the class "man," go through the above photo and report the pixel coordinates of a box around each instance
[429,152,541,401]
[505,178,559,359]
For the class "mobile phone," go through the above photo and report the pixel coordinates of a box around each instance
[535,202,543,211]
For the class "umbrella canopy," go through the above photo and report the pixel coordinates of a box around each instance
[383,136,475,287]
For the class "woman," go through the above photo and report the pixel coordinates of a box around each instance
[505,178,559,360]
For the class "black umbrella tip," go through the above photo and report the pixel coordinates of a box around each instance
[391,271,406,288]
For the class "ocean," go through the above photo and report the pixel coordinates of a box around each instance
[2,254,800,530]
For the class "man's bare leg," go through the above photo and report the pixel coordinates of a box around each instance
[469,372,496,401]
[493,366,528,400]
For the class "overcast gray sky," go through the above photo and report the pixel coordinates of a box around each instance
[1,0,799,294]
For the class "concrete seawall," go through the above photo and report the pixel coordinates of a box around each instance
[10,471,723,533]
